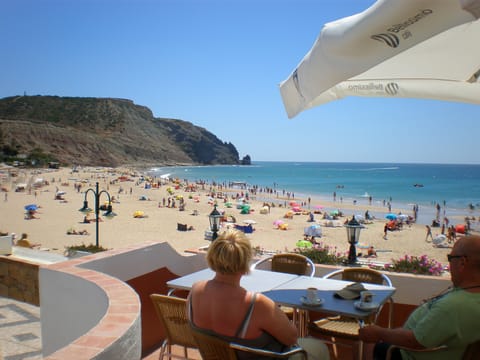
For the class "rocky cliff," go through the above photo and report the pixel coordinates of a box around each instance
[0,96,241,167]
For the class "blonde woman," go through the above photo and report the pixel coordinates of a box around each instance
[188,229,329,360]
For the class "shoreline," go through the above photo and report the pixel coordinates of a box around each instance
[1,166,477,271]
[145,163,480,228]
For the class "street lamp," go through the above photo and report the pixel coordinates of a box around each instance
[344,215,364,265]
[78,182,116,248]
[209,204,222,241]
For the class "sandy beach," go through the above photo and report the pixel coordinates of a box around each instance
[1,166,475,269]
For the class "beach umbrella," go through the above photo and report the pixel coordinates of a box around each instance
[330,210,339,216]
[240,205,250,214]
[243,219,257,225]
[279,223,289,230]
[455,224,466,234]
[24,204,38,211]
[225,201,233,208]
[296,240,313,249]
[279,0,480,118]
[304,224,322,237]
[432,234,447,246]
[314,205,324,210]
[56,191,66,196]
[133,210,145,218]
[397,214,409,221]
[273,219,284,227]
[355,214,365,223]
[385,213,397,220]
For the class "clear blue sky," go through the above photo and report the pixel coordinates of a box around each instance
[2,0,479,164]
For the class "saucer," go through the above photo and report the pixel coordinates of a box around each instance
[354,301,379,311]
[300,296,324,307]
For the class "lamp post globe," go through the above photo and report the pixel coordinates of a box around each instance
[344,216,364,265]
[209,204,222,241]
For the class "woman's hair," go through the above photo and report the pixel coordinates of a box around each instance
[206,229,253,275]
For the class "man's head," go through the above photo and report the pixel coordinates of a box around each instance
[448,235,480,286]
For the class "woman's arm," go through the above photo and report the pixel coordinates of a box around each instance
[255,294,298,346]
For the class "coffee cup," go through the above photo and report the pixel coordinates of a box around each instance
[360,291,374,304]
[306,287,319,303]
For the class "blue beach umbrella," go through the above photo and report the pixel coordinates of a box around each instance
[24,204,38,211]
[304,224,322,237]
[385,213,397,220]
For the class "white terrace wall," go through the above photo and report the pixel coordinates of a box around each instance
[39,242,206,359]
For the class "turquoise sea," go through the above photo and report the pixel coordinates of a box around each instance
[148,162,480,225]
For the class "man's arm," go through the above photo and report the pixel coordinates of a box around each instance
[359,325,424,349]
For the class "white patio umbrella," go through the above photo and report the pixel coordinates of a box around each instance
[280,0,480,119]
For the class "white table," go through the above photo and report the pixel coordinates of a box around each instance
[167,268,299,294]
[167,268,396,336]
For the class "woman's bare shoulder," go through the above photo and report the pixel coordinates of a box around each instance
[191,280,209,292]
[253,292,276,309]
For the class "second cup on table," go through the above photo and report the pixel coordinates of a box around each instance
[306,287,319,303]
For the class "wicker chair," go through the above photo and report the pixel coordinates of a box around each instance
[190,325,308,359]
[386,338,480,360]
[150,294,198,360]
[251,253,316,323]
[310,268,393,360]
[251,253,315,277]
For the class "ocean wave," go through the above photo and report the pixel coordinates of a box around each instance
[360,167,399,171]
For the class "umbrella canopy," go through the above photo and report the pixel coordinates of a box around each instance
[385,213,397,220]
[433,234,447,245]
[304,224,322,237]
[397,214,409,221]
[24,204,38,211]
[273,219,284,226]
[243,219,257,225]
[296,240,313,248]
[280,0,480,118]
[133,210,145,218]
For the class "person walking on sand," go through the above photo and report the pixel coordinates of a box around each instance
[425,225,433,242]
[383,223,388,240]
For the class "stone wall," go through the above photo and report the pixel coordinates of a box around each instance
[0,256,39,305]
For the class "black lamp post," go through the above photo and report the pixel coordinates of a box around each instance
[78,182,115,248]
[209,204,222,241]
[344,216,364,264]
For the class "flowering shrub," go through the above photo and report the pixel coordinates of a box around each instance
[296,242,348,265]
[373,254,445,276]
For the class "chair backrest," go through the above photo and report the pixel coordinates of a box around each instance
[272,253,308,275]
[251,253,315,276]
[323,268,392,286]
[150,294,197,349]
[190,327,238,360]
[191,325,308,359]
[323,268,393,326]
